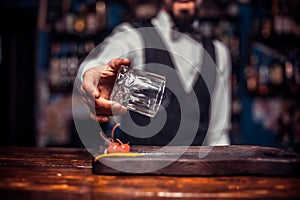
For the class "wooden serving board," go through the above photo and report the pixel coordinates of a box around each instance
[92,145,300,176]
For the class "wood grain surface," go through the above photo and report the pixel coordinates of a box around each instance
[0,146,300,199]
[93,145,300,176]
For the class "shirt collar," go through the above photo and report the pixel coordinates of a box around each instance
[151,9,174,30]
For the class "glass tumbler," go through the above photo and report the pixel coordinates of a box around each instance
[111,65,166,117]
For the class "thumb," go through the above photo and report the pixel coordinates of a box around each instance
[92,88,100,99]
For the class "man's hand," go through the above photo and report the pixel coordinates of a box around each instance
[80,58,130,123]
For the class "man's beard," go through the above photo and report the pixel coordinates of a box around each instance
[171,12,196,32]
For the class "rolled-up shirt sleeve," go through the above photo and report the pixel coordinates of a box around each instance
[77,22,144,83]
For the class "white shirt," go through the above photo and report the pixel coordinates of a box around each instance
[78,10,232,146]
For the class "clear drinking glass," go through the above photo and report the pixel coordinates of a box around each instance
[111,65,166,117]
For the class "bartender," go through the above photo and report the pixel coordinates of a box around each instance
[78,0,232,146]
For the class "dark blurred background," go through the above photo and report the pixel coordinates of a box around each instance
[0,0,299,150]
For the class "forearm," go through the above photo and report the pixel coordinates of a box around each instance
[77,23,143,84]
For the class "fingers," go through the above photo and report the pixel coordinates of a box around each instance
[81,72,100,99]
[81,58,130,123]
[107,58,131,72]
[81,58,130,98]
[89,113,110,123]
[87,97,127,123]
[94,98,127,115]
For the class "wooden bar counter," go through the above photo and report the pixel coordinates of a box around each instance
[0,145,300,199]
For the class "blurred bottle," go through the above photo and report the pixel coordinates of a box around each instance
[244,55,258,94]
[257,56,271,95]
[269,59,284,92]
